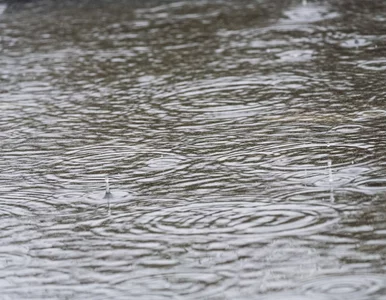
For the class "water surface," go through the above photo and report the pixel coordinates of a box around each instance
[1,0,386,299]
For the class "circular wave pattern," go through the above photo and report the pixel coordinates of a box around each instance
[52,144,186,175]
[260,294,331,300]
[46,143,188,192]
[92,202,339,240]
[152,75,308,120]
[300,274,386,299]
[257,143,375,172]
[115,271,233,300]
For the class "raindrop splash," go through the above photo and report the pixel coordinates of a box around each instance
[104,176,113,215]
[327,159,334,203]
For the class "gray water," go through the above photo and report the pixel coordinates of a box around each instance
[1,0,386,299]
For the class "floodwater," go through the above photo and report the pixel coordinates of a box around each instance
[0,0,386,299]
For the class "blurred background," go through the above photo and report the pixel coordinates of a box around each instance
[1,0,386,299]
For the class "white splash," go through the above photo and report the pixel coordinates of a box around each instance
[104,176,112,215]
[327,159,334,203]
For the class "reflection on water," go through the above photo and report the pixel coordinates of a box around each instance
[1,0,386,298]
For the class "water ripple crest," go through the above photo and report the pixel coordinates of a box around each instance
[91,202,339,241]
[300,274,386,299]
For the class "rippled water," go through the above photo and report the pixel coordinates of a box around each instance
[1,0,386,298]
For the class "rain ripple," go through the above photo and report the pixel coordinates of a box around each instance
[90,201,339,242]
[300,274,386,300]
[151,74,310,121]
[47,142,188,192]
